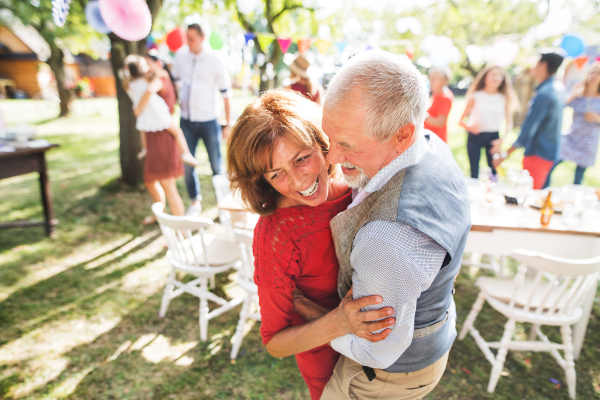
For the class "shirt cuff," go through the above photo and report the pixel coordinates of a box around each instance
[512,140,524,149]
[220,88,232,98]
[330,334,360,364]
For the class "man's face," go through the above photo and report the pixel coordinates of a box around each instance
[322,105,399,188]
[186,29,204,54]
[530,58,548,83]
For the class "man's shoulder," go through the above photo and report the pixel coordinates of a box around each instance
[174,47,190,60]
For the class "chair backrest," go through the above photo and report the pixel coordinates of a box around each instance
[507,249,600,317]
[212,175,230,202]
[233,228,255,283]
[152,202,214,267]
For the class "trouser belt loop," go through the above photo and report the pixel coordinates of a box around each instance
[362,366,376,382]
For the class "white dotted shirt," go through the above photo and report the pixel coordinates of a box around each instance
[331,134,449,370]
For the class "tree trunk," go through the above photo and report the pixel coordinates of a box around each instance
[46,40,72,117]
[109,36,145,187]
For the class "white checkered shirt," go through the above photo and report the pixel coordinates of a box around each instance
[331,134,449,370]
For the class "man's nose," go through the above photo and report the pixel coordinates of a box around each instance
[326,145,344,165]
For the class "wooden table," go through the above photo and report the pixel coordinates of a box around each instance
[0,145,59,237]
[465,188,600,359]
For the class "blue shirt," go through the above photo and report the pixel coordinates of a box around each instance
[513,77,566,161]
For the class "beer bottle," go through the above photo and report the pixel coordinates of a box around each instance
[540,191,553,227]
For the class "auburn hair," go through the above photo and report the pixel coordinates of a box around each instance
[227,89,331,216]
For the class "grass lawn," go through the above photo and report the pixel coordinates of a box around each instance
[0,96,599,400]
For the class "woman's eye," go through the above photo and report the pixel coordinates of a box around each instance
[297,154,311,163]
[270,173,280,180]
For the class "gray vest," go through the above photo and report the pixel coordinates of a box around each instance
[330,133,471,373]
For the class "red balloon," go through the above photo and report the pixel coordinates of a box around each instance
[166,27,186,52]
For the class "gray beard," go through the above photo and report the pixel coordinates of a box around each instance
[340,162,370,189]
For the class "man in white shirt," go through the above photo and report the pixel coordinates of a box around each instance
[171,23,232,215]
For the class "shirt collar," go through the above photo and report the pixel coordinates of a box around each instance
[361,132,429,194]
[535,77,553,91]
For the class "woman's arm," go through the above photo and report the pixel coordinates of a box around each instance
[266,288,395,358]
[458,96,476,131]
[134,78,163,117]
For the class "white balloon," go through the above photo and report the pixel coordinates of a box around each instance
[256,53,266,67]
[427,36,458,68]
[405,17,422,35]
[465,45,483,65]
[343,17,361,36]
[416,56,432,68]
[237,0,258,15]
[450,46,461,63]
[493,39,519,68]
[395,18,409,34]
[481,45,493,63]
[421,34,438,53]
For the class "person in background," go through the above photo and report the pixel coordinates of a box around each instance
[545,62,600,187]
[424,67,453,143]
[493,52,565,189]
[171,22,232,216]
[460,66,519,179]
[286,54,324,105]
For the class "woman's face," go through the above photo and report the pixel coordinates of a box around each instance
[484,68,504,90]
[586,66,600,87]
[428,71,447,93]
[264,138,330,208]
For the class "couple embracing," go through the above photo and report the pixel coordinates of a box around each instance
[227,51,471,400]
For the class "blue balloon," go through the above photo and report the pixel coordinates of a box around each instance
[561,34,586,57]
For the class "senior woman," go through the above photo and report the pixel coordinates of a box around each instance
[227,90,394,400]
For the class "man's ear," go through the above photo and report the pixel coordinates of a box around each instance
[393,123,416,152]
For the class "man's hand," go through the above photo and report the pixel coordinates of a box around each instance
[335,287,395,343]
[492,156,504,170]
[222,125,231,140]
[584,112,600,123]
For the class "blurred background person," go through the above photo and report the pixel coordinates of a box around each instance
[286,54,324,105]
[545,62,600,187]
[493,52,565,189]
[460,66,519,179]
[172,22,232,216]
[424,67,453,143]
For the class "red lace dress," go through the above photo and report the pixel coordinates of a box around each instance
[253,191,352,400]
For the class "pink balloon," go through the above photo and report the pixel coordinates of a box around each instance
[99,0,152,42]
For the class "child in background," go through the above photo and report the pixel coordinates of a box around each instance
[122,54,198,167]
[424,67,453,143]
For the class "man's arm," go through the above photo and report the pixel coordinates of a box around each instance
[330,220,447,369]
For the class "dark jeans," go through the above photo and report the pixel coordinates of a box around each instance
[542,160,587,188]
[180,118,224,200]
[467,131,500,179]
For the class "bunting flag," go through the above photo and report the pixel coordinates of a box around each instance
[335,42,347,53]
[243,32,256,45]
[574,55,589,69]
[297,38,312,54]
[277,37,292,54]
[315,39,331,55]
[256,33,275,52]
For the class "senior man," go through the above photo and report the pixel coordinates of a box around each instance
[312,51,471,399]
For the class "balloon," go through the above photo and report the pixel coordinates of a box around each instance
[395,17,422,35]
[420,34,438,53]
[297,38,311,54]
[209,31,225,50]
[85,1,111,34]
[492,39,519,68]
[465,45,483,65]
[561,34,586,57]
[237,0,258,15]
[166,27,186,52]
[99,0,152,42]
[315,39,331,55]
[277,38,292,54]
[416,56,432,69]
[428,36,457,68]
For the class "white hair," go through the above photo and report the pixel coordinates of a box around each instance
[324,50,429,143]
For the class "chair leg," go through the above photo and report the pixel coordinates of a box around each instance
[529,324,540,341]
[459,292,485,340]
[199,278,209,341]
[210,274,216,289]
[159,267,176,318]
[231,295,251,360]
[561,325,577,399]
[488,318,516,393]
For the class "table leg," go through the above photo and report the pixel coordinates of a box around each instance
[572,283,597,360]
[38,153,56,237]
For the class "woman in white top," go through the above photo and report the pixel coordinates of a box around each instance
[459,66,519,179]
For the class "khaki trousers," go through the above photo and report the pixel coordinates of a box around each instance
[320,351,449,400]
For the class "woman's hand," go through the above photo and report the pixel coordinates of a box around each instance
[584,112,600,123]
[334,287,395,343]
[463,122,481,135]
[489,138,503,155]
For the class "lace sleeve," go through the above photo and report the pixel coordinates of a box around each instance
[253,215,301,291]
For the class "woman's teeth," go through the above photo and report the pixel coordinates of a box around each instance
[299,178,319,197]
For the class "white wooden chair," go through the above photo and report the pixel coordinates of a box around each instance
[212,175,259,239]
[152,202,244,341]
[459,250,600,399]
[230,229,261,360]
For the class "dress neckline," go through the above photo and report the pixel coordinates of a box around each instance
[273,189,352,216]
